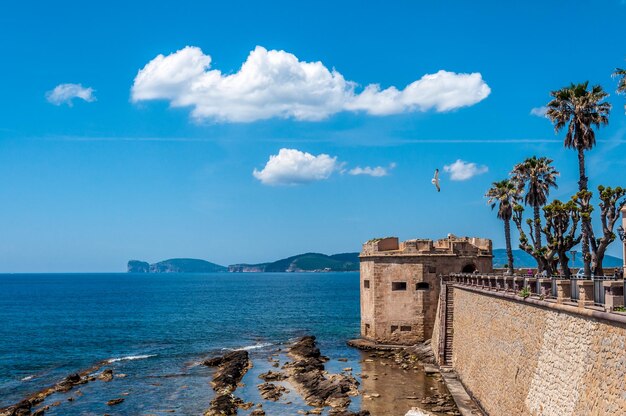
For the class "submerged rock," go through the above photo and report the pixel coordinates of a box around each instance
[258,370,286,382]
[284,336,362,412]
[0,361,112,416]
[98,369,114,382]
[205,394,242,416]
[202,350,251,415]
[257,382,287,401]
[106,398,124,406]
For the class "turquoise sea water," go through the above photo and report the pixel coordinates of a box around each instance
[0,272,363,414]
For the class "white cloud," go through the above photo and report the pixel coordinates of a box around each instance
[131,46,491,122]
[443,159,488,181]
[253,148,340,186]
[345,71,490,114]
[46,83,96,106]
[348,162,396,177]
[530,106,548,118]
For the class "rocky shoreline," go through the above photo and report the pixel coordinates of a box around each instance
[1,336,459,416]
[0,361,127,416]
[202,350,253,415]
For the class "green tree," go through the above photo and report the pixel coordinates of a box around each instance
[486,179,519,275]
[613,66,626,113]
[542,199,581,278]
[511,156,559,269]
[586,186,626,276]
[513,204,556,275]
[546,82,611,277]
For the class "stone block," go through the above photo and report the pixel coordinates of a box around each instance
[577,280,594,308]
[603,281,624,311]
[555,280,571,304]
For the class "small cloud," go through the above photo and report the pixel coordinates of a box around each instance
[443,159,488,181]
[530,106,548,118]
[348,162,396,177]
[46,83,96,106]
[131,45,491,123]
[253,148,340,186]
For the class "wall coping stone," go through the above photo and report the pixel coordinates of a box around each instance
[452,283,626,326]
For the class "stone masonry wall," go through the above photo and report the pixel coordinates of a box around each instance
[450,287,626,415]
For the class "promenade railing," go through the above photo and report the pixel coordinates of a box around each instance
[445,273,625,313]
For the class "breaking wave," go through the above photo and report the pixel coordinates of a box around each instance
[107,354,157,363]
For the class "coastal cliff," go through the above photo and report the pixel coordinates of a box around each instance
[129,252,360,273]
[127,258,227,273]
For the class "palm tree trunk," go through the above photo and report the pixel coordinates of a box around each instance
[577,148,588,191]
[504,219,514,275]
[533,204,543,271]
[578,147,592,277]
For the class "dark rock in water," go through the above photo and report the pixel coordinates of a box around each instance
[257,383,286,401]
[285,336,360,411]
[202,355,225,367]
[203,350,251,415]
[55,373,86,393]
[127,260,150,273]
[106,398,124,406]
[205,394,242,416]
[250,410,266,416]
[1,400,32,416]
[289,336,322,360]
[258,370,286,382]
[98,369,114,382]
[65,374,81,384]
[207,350,250,393]
[328,410,371,416]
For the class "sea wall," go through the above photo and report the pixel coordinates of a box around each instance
[448,286,626,415]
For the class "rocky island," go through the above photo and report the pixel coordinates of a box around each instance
[128,252,360,273]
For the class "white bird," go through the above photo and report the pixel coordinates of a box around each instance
[431,169,440,192]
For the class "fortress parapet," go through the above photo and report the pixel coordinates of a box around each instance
[359,235,492,345]
[361,236,492,257]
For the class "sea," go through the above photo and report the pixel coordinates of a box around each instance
[0,272,448,415]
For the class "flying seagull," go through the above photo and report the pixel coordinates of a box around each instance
[431,169,440,192]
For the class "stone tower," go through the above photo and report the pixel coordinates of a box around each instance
[359,236,492,345]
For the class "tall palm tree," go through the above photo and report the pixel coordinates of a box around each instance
[486,179,519,275]
[546,82,611,277]
[614,67,626,113]
[511,156,559,269]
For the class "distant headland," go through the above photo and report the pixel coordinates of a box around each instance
[128,249,622,273]
[127,252,360,273]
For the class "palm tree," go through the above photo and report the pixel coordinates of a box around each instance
[546,82,611,277]
[486,179,519,275]
[614,67,626,113]
[511,156,559,269]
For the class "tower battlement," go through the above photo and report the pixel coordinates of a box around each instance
[361,236,492,257]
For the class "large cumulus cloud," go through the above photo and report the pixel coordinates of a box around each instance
[131,46,491,122]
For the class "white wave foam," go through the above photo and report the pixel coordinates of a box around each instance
[107,354,157,363]
[21,375,34,381]
[233,342,273,351]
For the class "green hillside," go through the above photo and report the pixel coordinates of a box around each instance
[128,258,227,273]
[230,252,360,272]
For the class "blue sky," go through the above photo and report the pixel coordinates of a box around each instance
[1,0,625,272]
